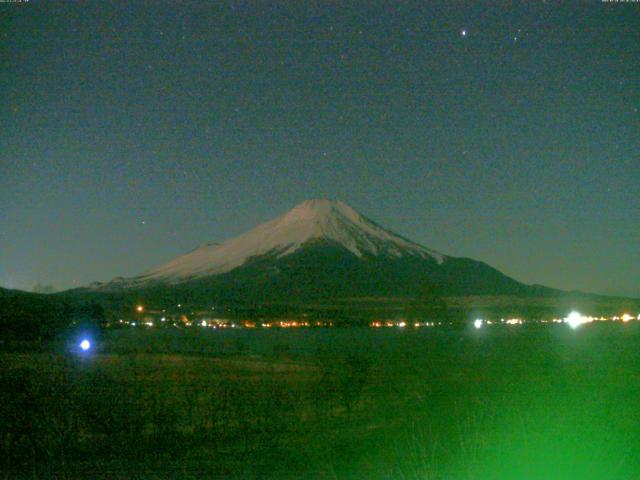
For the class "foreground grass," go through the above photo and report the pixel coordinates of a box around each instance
[2,324,640,479]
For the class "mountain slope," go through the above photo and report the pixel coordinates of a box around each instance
[89,199,551,301]
[125,199,445,286]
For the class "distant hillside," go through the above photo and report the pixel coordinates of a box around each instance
[0,287,105,344]
[80,200,563,305]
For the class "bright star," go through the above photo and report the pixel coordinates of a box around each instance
[461,29,467,37]
[80,339,91,351]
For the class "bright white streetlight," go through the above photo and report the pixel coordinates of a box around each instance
[80,339,91,351]
[566,311,584,329]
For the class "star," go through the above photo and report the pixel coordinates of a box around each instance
[461,29,467,37]
[513,28,522,42]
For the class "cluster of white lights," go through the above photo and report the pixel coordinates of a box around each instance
[370,320,439,328]
[121,306,640,332]
[561,311,639,329]
[621,313,634,322]
[471,312,639,330]
[565,311,588,329]
[474,318,518,328]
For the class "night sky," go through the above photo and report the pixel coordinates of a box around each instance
[1,2,638,297]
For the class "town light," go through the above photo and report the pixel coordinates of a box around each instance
[136,305,144,313]
[474,319,483,329]
[566,311,585,329]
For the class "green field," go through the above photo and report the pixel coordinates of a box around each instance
[2,324,640,479]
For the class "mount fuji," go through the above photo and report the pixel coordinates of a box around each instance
[89,199,551,303]
[132,199,445,284]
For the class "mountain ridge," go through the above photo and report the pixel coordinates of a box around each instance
[95,199,448,289]
[55,200,640,315]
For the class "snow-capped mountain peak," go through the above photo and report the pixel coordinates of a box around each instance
[128,199,445,285]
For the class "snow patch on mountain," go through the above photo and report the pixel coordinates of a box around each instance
[124,199,446,285]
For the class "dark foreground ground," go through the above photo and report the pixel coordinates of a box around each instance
[2,323,640,479]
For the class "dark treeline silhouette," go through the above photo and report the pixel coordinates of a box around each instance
[0,287,105,348]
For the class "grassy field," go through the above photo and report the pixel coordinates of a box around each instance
[2,323,640,479]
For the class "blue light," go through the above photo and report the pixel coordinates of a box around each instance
[80,339,91,351]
